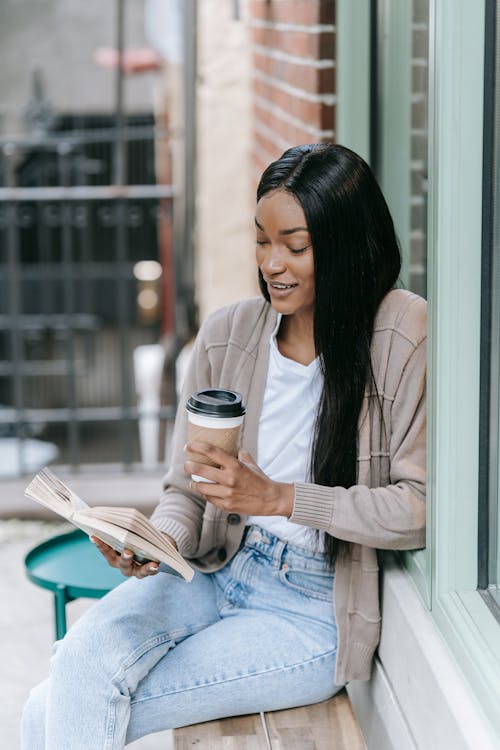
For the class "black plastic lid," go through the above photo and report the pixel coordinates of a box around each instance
[186,389,246,417]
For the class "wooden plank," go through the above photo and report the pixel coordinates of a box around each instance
[174,713,266,750]
[175,736,263,750]
[174,690,366,750]
[265,690,366,750]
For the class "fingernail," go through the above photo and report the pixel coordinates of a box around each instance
[122,552,132,560]
[148,566,158,574]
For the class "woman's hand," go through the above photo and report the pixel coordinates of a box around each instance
[184,442,294,517]
[90,533,178,579]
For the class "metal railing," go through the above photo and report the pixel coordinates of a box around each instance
[0,123,174,473]
[0,0,198,478]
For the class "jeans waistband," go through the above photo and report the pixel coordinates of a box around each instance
[242,524,332,573]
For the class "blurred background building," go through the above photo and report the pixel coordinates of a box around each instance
[1,1,499,748]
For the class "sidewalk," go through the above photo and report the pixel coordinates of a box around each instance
[0,519,173,749]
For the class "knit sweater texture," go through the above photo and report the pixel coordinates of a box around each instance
[151,288,427,685]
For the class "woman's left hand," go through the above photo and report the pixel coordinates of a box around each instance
[184,442,294,517]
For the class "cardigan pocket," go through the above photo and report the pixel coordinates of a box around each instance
[347,560,381,624]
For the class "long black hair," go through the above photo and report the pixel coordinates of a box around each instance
[257,143,401,565]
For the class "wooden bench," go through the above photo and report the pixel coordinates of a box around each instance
[173,688,366,749]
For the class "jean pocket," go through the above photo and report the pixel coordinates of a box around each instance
[278,566,333,601]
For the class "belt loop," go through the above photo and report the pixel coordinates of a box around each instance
[273,539,286,568]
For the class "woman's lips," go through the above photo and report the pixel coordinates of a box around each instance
[267,281,298,297]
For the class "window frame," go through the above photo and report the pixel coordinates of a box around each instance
[338,0,500,734]
[336,0,371,163]
[478,0,500,614]
[427,0,500,730]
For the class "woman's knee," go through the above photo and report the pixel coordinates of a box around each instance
[48,579,171,684]
[50,605,124,684]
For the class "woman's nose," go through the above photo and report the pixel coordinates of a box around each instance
[261,247,286,274]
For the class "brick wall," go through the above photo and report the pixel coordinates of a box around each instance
[248,0,336,181]
[246,0,427,298]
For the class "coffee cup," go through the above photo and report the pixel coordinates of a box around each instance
[186,389,246,482]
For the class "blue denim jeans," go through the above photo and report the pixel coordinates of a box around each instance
[21,525,340,749]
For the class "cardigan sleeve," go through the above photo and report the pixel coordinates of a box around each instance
[290,336,426,550]
[149,324,213,556]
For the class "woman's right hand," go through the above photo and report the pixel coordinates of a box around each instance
[90,536,162,579]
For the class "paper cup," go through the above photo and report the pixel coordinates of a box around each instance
[185,389,246,482]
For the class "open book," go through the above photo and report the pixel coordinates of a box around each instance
[24,467,194,581]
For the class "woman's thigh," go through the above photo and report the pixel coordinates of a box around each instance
[125,532,339,742]
[126,609,339,742]
[49,568,221,696]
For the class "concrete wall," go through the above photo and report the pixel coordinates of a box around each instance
[348,555,499,750]
[195,0,258,321]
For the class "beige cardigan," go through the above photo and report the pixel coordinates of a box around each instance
[151,289,427,685]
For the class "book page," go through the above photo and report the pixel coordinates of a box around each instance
[24,467,89,519]
[73,512,194,581]
[83,507,172,552]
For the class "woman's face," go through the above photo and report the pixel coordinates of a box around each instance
[255,189,315,319]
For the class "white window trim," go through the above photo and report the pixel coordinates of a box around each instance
[428,0,500,733]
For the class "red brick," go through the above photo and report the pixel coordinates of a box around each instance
[250,0,336,26]
[254,111,290,148]
[254,103,293,145]
[253,100,274,130]
[251,26,334,60]
[253,51,335,96]
[319,65,335,93]
[249,0,316,25]
[253,75,333,131]
[292,126,315,145]
[250,24,273,47]
[319,30,335,58]
[254,127,287,163]
[320,101,335,130]
[254,100,335,145]
[319,0,336,24]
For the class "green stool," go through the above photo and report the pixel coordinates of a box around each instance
[25,528,124,640]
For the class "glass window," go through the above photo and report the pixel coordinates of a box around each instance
[373,0,428,299]
[371,0,430,601]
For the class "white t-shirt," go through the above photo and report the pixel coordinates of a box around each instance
[247,318,324,550]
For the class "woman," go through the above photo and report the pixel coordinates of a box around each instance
[22,143,426,749]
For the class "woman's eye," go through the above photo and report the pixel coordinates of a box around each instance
[289,244,311,254]
[256,239,269,246]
